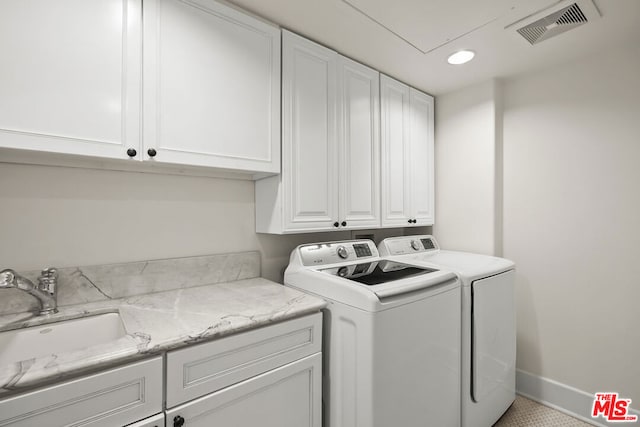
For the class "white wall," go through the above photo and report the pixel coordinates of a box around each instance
[0,163,328,283]
[434,80,502,255]
[435,41,640,409]
[503,42,640,406]
[0,162,423,284]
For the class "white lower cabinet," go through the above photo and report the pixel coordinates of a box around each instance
[165,313,322,427]
[0,357,163,427]
[0,314,322,427]
[166,354,321,427]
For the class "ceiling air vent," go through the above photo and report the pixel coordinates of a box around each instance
[516,3,589,45]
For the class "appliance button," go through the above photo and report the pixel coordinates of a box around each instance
[411,240,421,251]
[337,246,348,259]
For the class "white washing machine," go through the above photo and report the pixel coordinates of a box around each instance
[285,240,461,427]
[378,235,516,427]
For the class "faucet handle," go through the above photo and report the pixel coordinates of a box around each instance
[38,267,59,294]
[0,269,16,288]
[41,267,58,278]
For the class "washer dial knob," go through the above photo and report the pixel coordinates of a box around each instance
[337,246,349,259]
[411,240,422,251]
[337,266,348,277]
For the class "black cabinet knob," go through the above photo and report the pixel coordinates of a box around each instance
[333,222,339,228]
[147,148,157,157]
[341,221,347,227]
[126,148,137,157]
[412,219,417,224]
[407,219,412,224]
[173,415,185,427]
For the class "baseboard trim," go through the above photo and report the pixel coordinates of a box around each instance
[516,369,640,427]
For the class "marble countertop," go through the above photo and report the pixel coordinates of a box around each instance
[0,278,326,396]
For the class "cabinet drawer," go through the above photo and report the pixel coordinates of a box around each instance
[0,357,163,427]
[166,313,322,407]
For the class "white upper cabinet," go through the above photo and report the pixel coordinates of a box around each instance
[409,88,435,225]
[256,31,380,234]
[280,30,339,231]
[380,75,412,227]
[143,0,281,175]
[0,0,142,159]
[337,56,381,229]
[0,0,280,177]
[381,74,435,227]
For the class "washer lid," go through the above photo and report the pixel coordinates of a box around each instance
[318,261,438,285]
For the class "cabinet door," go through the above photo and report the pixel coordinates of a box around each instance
[282,30,339,231]
[166,353,322,427]
[409,88,435,225]
[0,0,141,160]
[337,56,380,229]
[380,75,412,227]
[143,0,280,174]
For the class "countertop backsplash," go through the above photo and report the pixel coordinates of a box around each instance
[0,251,261,316]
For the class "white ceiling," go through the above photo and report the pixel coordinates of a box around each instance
[227,0,640,95]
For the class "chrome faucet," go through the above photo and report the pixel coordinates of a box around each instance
[0,268,59,315]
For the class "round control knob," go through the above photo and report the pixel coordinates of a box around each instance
[337,266,348,277]
[147,148,157,157]
[333,222,340,228]
[126,148,137,157]
[336,245,348,259]
[411,239,421,251]
[173,415,185,427]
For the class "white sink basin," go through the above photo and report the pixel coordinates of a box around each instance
[0,313,126,366]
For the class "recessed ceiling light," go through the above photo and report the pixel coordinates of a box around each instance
[447,50,475,65]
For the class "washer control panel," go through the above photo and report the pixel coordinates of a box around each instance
[299,240,378,266]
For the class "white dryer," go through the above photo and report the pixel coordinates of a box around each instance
[378,235,516,427]
[285,240,461,427]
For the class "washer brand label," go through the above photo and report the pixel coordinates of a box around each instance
[591,392,638,422]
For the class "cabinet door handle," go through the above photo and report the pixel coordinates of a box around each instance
[173,415,185,427]
[126,148,137,157]
[333,222,339,228]
[147,148,157,157]
[341,221,347,227]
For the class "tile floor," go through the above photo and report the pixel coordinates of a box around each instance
[494,396,594,426]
